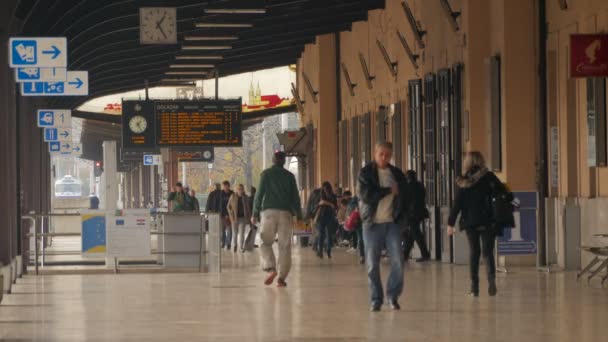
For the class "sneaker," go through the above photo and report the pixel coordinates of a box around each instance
[370,303,382,312]
[316,251,323,259]
[389,299,401,311]
[359,256,365,265]
[468,291,479,297]
[264,270,278,286]
[277,278,287,288]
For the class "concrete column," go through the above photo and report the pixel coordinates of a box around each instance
[315,34,339,186]
[102,141,118,268]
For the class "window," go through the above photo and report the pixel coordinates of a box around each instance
[375,106,388,143]
[437,69,451,207]
[349,116,360,191]
[452,64,464,198]
[424,74,437,206]
[587,77,607,167]
[408,79,424,175]
[361,112,372,166]
[488,55,502,171]
[391,103,403,168]
[339,120,349,188]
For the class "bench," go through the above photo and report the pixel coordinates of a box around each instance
[578,234,608,285]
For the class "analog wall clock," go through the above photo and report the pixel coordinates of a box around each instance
[129,115,148,134]
[140,7,177,45]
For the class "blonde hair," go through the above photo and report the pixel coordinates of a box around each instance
[463,151,486,173]
[375,141,393,151]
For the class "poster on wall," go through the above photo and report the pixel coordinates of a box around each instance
[81,211,106,256]
[106,210,151,258]
[497,192,538,255]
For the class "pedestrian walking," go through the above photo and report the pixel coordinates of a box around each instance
[358,141,408,312]
[252,151,302,288]
[448,151,511,297]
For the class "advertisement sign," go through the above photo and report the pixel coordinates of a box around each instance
[570,34,608,78]
[497,192,538,255]
[81,211,106,255]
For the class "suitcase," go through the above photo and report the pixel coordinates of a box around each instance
[244,225,257,252]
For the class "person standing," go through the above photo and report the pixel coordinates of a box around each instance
[227,184,251,253]
[448,151,508,297]
[189,189,200,213]
[314,182,338,259]
[220,181,234,250]
[205,183,222,213]
[358,141,408,312]
[168,182,191,212]
[252,151,302,288]
[403,170,431,262]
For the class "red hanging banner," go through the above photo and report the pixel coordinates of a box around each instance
[570,34,608,78]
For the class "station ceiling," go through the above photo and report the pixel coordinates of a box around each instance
[12,0,385,110]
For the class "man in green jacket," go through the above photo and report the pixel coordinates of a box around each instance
[252,151,302,288]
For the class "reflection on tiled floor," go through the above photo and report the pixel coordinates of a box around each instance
[1,247,607,341]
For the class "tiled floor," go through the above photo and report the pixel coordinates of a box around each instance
[1,246,607,341]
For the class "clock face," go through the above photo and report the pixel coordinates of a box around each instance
[140,7,177,44]
[129,115,147,134]
[203,151,212,159]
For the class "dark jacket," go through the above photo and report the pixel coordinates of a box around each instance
[405,180,427,222]
[305,188,322,221]
[205,189,222,213]
[448,167,506,231]
[357,162,408,225]
[220,190,233,217]
[253,165,303,219]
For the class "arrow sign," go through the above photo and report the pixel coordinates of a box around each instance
[71,143,83,157]
[9,37,67,68]
[68,77,83,88]
[21,71,88,97]
[42,45,61,59]
[62,143,70,149]
[56,128,71,142]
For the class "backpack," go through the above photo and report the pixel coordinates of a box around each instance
[491,186,515,230]
[344,209,360,232]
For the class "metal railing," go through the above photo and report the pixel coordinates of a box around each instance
[20,212,220,275]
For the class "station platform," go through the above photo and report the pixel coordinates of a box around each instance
[1,246,607,341]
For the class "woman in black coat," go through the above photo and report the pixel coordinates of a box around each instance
[314,182,338,259]
[448,151,507,297]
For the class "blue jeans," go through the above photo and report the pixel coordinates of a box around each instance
[316,215,334,255]
[363,222,404,305]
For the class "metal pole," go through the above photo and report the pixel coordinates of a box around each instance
[34,216,39,275]
[215,70,219,100]
[145,79,150,101]
[199,217,203,273]
[41,216,45,268]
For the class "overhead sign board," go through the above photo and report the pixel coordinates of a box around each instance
[177,147,214,162]
[9,37,67,68]
[155,99,242,147]
[122,100,156,150]
[43,127,71,142]
[21,71,88,96]
[570,34,608,78]
[15,67,67,82]
[37,109,71,128]
[143,154,161,166]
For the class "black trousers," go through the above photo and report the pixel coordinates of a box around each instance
[465,228,496,291]
[403,220,430,259]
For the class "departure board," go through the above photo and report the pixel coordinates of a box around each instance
[155,100,242,147]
